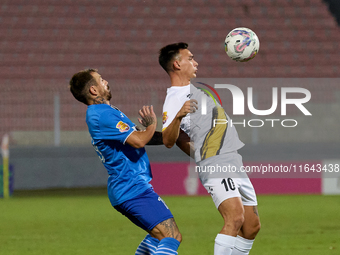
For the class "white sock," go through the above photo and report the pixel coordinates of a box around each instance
[231,235,254,255]
[214,234,236,255]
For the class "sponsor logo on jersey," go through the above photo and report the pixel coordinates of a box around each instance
[187,93,193,98]
[162,112,168,124]
[116,121,130,132]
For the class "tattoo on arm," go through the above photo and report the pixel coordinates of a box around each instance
[140,115,155,127]
[146,131,163,145]
[93,96,106,105]
[159,218,181,239]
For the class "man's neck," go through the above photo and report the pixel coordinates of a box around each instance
[91,96,110,105]
[170,73,191,87]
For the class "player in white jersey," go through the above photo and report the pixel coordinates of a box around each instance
[159,43,261,255]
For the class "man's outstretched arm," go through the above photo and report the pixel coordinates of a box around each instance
[163,99,198,148]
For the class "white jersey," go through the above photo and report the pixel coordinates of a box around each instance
[162,84,244,163]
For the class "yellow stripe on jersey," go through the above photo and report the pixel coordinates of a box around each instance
[200,106,228,161]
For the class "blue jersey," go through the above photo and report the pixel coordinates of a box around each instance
[86,104,152,206]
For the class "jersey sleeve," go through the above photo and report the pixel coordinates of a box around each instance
[162,94,183,131]
[97,110,136,144]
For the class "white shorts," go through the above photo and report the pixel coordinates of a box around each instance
[197,152,258,208]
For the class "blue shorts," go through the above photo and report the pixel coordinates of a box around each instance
[114,188,173,231]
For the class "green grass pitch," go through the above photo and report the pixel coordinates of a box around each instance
[1,192,339,254]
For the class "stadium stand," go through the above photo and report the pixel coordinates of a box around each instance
[0,0,339,145]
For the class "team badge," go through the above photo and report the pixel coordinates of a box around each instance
[162,112,168,124]
[116,121,130,132]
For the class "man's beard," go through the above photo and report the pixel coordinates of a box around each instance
[107,91,112,101]
[106,85,112,101]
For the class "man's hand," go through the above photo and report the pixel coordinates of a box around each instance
[176,99,198,119]
[126,105,157,149]
[138,105,157,127]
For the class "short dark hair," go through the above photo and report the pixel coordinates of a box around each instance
[69,68,98,105]
[159,42,188,73]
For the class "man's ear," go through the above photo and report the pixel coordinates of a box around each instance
[173,60,181,70]
[89,85,98,96]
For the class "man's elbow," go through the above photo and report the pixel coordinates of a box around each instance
[163,138,175,148]
[129,140,146,149]
[134,143,145,149]
[164,143,174,149]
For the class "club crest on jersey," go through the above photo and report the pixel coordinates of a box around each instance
[162,112,168,124]
[116,121,130,132]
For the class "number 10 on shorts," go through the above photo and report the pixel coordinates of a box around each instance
[221,178,236,191]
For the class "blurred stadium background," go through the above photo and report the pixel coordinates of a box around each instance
[0,0,339,192]
[0,0,340,253]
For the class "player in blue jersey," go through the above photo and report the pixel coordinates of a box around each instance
[69,69,182,255]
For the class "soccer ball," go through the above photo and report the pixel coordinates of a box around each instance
[225,27,260,62]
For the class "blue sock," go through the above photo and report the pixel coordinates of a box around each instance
[135,234,160,255]
[154,237,180,254]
